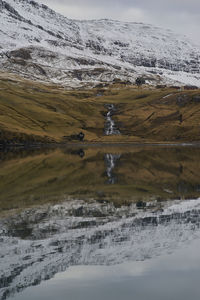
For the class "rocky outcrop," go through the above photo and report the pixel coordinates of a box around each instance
[9,48,31,59]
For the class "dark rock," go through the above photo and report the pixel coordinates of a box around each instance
[29,1,39,8]
[73,206,84,217]
[156,85,167,89]
[10,48,32,60]
[169,86,181,90]
[184,85,198,90]
[113,78,131,85]
[113,40,129,47]
[66,132,85,142]
[135,77,145,86]
[37,25,44,30]
[78,132,85,141]
[136,200,147,209]
[3,2,21,17]
[41,4,48,10]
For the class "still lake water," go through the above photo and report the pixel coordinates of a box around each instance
[1,146,200,300]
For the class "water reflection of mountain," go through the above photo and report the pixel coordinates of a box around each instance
[1,199,200,300]
[0,146,200,213]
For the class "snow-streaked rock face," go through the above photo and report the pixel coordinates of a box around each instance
[1,198,200,299]
[0,0,200,87]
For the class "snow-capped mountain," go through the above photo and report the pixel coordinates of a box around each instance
[1,199,200,299]
[0,0,200,87]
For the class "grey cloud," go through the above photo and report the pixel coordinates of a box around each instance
[40,0,200,12]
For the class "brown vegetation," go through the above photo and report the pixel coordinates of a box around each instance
[0,72,200,144]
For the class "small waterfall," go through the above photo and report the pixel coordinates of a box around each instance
[104,153,121,184]
[105,104,120,135]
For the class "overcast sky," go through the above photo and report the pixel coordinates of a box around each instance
[37,0,200,45]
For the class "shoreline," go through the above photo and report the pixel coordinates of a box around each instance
[1,141,200,151]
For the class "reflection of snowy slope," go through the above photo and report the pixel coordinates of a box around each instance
[0,0,200,86]
[1,199,200,299]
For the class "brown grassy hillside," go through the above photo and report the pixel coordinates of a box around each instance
[0,72,200,143]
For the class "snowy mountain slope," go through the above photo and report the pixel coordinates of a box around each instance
[0,0,200,87]
[1,199,200,299]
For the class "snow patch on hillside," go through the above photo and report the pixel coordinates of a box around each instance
[0,0,200,87]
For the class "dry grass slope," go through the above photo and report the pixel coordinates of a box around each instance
[0,72,200,144]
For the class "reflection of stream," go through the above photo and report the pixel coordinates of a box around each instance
[104,153,121,184]
[105,104,120,135]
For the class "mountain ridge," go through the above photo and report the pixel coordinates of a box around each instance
[0,0,200,87]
